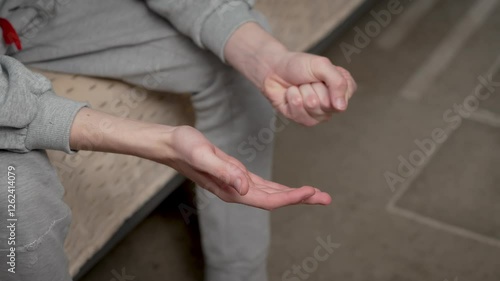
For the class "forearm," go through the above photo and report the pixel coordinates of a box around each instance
[69,107,174,163]
[224,22,288,90]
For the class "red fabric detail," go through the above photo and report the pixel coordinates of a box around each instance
[0,18,22,51]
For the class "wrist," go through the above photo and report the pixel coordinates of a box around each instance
[225,22,288,90]
[70,108,176,163]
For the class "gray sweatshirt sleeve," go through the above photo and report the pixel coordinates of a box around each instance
[144,0,258,62]
[0,55,88,153]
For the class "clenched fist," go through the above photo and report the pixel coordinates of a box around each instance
[263,52,357,126]
[226,22,357,126]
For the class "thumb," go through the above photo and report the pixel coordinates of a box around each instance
[194,146,250,195]
[310,58,348,111]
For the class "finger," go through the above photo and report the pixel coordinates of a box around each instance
[176,163,227,198]
[190,169,247,203]
[301,188,333,205]
[311,82,335,113]
[253,186,317,210]
[212,147,256,190]
[248,172,333,206]
[251,173,332,205]
[192,146,250,195]
[299,84,330,118]
[213,147,249,173]
[249,172,294,192]
[336,66,357,100]
[311,58,348,111]
[286,86,321,126]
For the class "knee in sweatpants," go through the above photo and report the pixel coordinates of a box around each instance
[0,150,72,281]
[190,65,276,149]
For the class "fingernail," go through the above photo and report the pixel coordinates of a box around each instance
[234,178,242,193]
[334,97,346,110]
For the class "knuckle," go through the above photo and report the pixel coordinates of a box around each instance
[305,96,318,109]
[290,95,303,107]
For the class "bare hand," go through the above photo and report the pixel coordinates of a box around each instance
[225,22,357,127]
[162,126,332,210]
[263,52,357,126]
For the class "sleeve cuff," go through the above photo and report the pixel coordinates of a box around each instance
[25,92,89,154]
[200,1,259,62]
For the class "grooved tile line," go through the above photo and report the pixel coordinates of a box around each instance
[400,0,499,101]
[388,205,500,248]
[468,109,500,128]
[388,54,500,248]
[386,123,500,248]
[386,152,500,249]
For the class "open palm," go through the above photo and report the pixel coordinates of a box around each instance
[161,126,332,210]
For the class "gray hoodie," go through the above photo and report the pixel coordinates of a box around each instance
[0,0,258,153]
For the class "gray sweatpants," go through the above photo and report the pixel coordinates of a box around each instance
[0,15,275,281]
